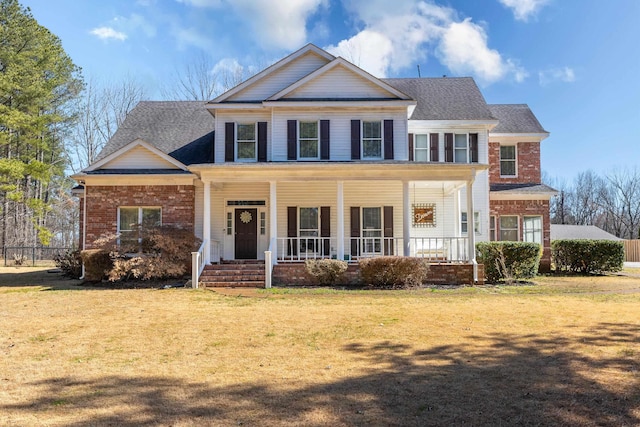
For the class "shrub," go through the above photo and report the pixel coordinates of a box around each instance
[476,242,541,284]
[552,239,624,274]
[54,249,82,278]
[359,256,429,289]
[79,249,113,282]
[92,225,201,282]
[305,259,348,285]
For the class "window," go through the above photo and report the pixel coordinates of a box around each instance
[299,207,319,252]
[118,207,161,248]
[499,216,519,241]
[489,216,496,241]
[500,145,516,177]
[414,134,429,161]
[298,121,319,159]
[362,121,382,159]
[236,123,256,161]
[226,212,232,235]
[461,212,480,234]
[362,207,382,253]
[260,212,266,235]
[454,134,468,163]
[523,216,542,244]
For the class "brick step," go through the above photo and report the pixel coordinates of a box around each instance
[201,281,264,288]
[200,274,265,281]
[204,264,265,271]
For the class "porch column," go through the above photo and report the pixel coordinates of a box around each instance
[203,179,211,264]
[402,180,411,256]
[337,181,344,260]
[270,180,278,265]
[466,175,478,281]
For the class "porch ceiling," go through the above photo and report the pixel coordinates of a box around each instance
[189,162,488,183]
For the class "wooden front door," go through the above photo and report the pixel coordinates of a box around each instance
[235,208,258,259]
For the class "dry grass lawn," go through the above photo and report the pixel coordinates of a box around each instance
[1,267,639,426]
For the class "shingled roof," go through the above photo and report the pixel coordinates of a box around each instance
[95,101,215,166]
[383,77,496,121]
[488,104,548,134]
[490,183,557,195]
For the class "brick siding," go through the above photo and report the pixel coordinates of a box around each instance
[272,262,484,286]
[489,199,552,271]
[489,141,541,184]
[84,185,195,249]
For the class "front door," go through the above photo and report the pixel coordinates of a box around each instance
[235,208,258,259]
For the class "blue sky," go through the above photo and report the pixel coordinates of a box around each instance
[21,0,640,181]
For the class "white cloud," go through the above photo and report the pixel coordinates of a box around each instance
[90,27,127,41]
[499,0,549,22]
[328,1,525,83]
[538,67,575,86]
[172,26,213,51]
[176,0,325,50]
[438,18,526,84]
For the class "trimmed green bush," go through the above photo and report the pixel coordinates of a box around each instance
[476,242,541,284]
[79,249,112,282]
[305,259,348,285]
[359,256,429,289]
[552,239,624,274]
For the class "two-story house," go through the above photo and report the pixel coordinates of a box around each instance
[72,44,554,286]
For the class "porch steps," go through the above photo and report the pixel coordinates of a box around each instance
[199,260,266,288]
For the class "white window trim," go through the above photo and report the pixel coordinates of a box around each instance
[499,144,518,178]
[499,215,520,242]
[117,206,162,245]
[414,134,430,162]
[461,211,481,235]
[523,215,543,245]
[361,120,383,160]
[298,120,320,160]
[235,122,257,162]
[454,133,470,164]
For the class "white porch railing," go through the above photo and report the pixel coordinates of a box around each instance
[275,237,471,263]
[277,237,337,262]
[210,239,221,264]
[191,239,207,289]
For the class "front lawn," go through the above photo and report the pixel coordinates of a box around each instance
[1,267,639,426]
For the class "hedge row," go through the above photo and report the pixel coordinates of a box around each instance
[552,239,624,274]
[476,242,541,283]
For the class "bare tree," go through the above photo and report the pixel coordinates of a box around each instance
[69,76,147,172]
[571,170,605,226]
[598,167,640,239]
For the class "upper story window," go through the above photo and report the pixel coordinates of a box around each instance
[500,145,517,177]
[415,135,429,161]
[445,133,478,163]
[299,121,319,159]
[236,123,256,161]
[411,133,439,162]
[362,121,382,159]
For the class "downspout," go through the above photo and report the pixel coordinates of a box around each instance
[79,182,87,280]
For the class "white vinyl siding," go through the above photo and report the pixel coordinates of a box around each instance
[102,145,180,169]
[286,65,396,99]
[230,52,329,101]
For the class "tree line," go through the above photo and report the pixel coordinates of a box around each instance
[546,168,640,240]
[1,0,249,250]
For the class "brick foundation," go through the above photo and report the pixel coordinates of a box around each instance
[489,199,551,271]
[84,185,195,249]
[272,262,484,286]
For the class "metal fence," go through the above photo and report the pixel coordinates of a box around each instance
[2,246,73,267]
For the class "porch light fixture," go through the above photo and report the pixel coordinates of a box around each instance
[412,203,436,227]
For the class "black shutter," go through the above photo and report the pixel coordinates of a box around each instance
[430,133,439,162]
[225,122,235,162]
[320,120,330,160]
[321,206,330,256]
[350,207,360,257]
[287,206,297,256]
[351,120,361,160]
[470,133,478,163]
[408,133,414,161]
[287,120,297,160]
[384,119,394,160]
[257,122,267,162]
[444,133,453,162]
[384,206,394,255]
